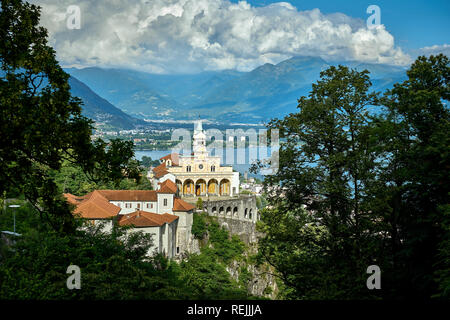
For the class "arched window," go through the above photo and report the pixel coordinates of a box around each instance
[186,166,191,172]
[211,165,215,172]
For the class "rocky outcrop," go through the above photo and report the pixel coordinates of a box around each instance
[216,216,257,244]
[226,245,278,299]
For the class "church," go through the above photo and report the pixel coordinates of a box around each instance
[64,120,257,260]
[149,120,240,198]
[63,179,195,258]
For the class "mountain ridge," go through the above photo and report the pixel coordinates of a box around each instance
[65,56,408,123]
[68,75,146,130]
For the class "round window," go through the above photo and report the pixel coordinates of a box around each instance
[199,164,204,170]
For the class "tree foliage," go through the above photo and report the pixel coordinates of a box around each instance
[255,57,450,299]
[0,205,253,300]
[140,156,161,168]
[178,216,251,299]
[0,0,140,233]
[0,205,189,299]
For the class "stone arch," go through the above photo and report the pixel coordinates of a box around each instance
[195,179,207,196]
[244,208,248,219]
[212,206,217,214]
[208,179,218,195]
[226,206,231,216]
[183,179,194,196]
[249,209,253,220]
[233,207,238,217]
[219,206,224,215]
[219,179,230,196]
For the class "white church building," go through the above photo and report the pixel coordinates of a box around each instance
[149,120,240,198]
[64,179,195,258]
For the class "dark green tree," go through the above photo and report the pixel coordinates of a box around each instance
[254,65,382,299]
[0,0,140,233]
[370,54,450,298]
[255,56,450,300]
[140,156,160,168]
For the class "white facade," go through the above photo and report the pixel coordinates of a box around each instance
[157,193,174,214]
[65,183,194,259]
[110,201,157,215]
[150,120,241,198]
[128,226,161,256]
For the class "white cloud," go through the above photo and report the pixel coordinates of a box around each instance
[30,0,412,73]
[415,44,450,57]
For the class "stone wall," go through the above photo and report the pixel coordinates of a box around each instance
[203,195,259,223]
[202,195,259,244]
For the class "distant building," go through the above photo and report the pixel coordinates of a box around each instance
[63,179,195,258]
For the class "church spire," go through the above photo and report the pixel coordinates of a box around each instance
[195,117,203,133]
[193,118,207,158]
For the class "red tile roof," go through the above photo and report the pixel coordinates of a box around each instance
[157,179,178,194]
[152,162,169,179]
[117,210,178,227]
[160,153,179,166]
[161,213,179,223]
[96,190,157,201]
[173,197,195,212]
[64,191,120,219]
[64,193,84,205]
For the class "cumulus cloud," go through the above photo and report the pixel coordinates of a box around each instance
[414,44,450,58]
[30,0,411,73]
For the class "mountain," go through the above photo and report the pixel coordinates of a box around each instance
[65,56,408,123]
[65,67,243,119]
[66,68,178,118]
[68,76,145,130]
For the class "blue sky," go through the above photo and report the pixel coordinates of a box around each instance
[33,0,449,73]
[239,0,450,50]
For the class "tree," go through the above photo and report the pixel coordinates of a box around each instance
[196,197,203,210]
[178,217,250,299]
[370,54,450,298]
[254,65,382,299]
[0,0,140,233]
[192,212,207,239]
[140,156,160,168]
[0,203,191,299]
[255,56,450,299]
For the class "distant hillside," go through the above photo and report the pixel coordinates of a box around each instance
[66,68,178,118]
[65,57,408,123]
[68,76,145,130]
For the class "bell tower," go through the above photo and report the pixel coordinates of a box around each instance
[193,119,207,159]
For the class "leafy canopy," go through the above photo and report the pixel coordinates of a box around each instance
[0,0,140,232]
